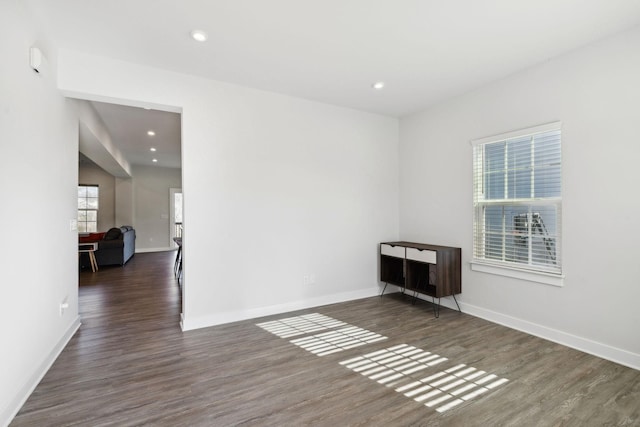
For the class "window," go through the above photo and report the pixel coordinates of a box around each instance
[78,185,99,232]
[472,122,562,283]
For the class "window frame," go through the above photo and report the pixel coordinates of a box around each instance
[78,184,99,233]
[470,122,564,286]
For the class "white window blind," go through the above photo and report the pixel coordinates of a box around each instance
[472,122,562,276]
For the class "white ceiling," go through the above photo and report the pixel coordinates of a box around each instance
[25,1,640,168]
[90,101,181,169]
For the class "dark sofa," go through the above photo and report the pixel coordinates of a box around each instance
[80,226,136,268]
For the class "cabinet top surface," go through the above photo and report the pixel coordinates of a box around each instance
[381,241,461,252]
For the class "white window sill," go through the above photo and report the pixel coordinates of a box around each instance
[470,261,564,287]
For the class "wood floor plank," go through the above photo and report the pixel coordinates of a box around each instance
[11,252,640,426]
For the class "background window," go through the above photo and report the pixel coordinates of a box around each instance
[78,185,99,232]
[472,123,562,275]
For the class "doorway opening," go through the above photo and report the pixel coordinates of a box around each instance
[76,98,184,322]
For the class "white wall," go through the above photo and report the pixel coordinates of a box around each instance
[115,177,134,227]
[0,1,80,424]
[78,162,116,230]
[56,49,400,330]
[399,27,640,369]
[132,165,182,251]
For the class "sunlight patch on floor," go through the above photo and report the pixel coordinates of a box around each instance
[257,313,387,356]
[290,326,387,356]
[340,344,509,413]
[256,313,347,338]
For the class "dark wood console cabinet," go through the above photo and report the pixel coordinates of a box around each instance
[380,241,461,316]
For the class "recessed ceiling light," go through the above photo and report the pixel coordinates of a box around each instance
[372,81,385,90]
[147,130,155,136]
[191,30,208,42]
[152,158,158,163]
[150,147,157,152]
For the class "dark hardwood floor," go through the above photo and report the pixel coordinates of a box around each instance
[12,252,640,426]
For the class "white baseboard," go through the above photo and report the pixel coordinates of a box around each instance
[183,284,639,371]
[2,316,81,427]
[181,287,381,331]
[391,290,639,370]
[460,302,640,371]
[135,247,175,253]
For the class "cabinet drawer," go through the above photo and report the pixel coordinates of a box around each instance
[406,247,436,264]
[381,244,405,258]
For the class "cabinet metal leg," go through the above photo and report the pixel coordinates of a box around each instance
[411,290,419,305]
[452,293,461,313]
[380,282,388,297]
[430,297,440,318]
[381,283,407,297]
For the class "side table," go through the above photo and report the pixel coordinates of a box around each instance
[79,242,99,272]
